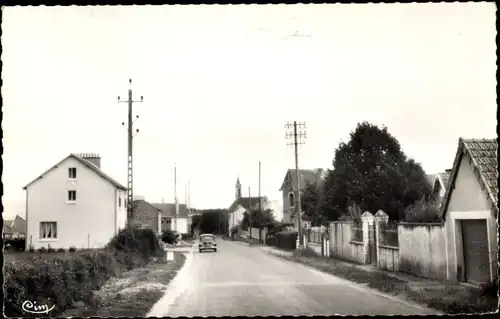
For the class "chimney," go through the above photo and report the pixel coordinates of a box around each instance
[78,152,101,168]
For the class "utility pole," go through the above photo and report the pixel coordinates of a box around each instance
[285,121,306,249]
[174,164,178,233]
[248,186,252,246]
[118,79,143,225]
[258,161,261,218]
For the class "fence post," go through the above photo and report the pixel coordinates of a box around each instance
[361,211,375,264]
[374,210,389,268]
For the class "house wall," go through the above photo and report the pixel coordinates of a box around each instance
[116,189,127,232]
[26,157,118,250]
[397,223,447,280]
[282,181,295,224]
[444,154,497,282]
[133,201,161,234]
[329,221,364,264]
[176,217,188,234]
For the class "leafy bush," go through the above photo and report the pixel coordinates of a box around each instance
[28,245,35,253]
[161,230,179,245]
[4,225,164,317]
[47,245,55,252]
[69,246,77,252]
[267,230,298,251]
[57,248,66,252]
[404,198,441,223]
[107,226,164,260]
[38,246,47,253]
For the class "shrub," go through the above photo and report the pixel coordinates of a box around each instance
[38,246,47,253]
[28,245,35,253]
[161,230,179,245]
[107,225,164,260]
[57,248,65,252]
[4,225,164,317]
[404,198,441,223]
[47,245,55,252]
[69,246,77,252]
[269,230,298,251]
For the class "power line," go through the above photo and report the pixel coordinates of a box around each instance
[285,121,307,249]
[118,79,143,225]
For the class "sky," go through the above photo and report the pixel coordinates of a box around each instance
[2,3,497,220]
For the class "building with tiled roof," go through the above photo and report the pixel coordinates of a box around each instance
[22,153,128,250]
[426,169,452,208]
[279,168,326,225]
[228,177,269,232]
[151,202,190,234]
[440,138,498,285]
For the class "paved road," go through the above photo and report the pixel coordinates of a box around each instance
[151,239,438,316]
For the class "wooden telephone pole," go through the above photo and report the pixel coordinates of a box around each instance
[285,121,306,249]
[118,79,143,225]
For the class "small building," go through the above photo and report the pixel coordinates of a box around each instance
[227,177,268,232]
[440,138,498,284]
[278,168,326,225]
[23,153,127,250]
[132,199,162,234]
[3,215,26,239]
[153,203,189,235]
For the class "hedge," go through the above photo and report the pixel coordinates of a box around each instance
[4,226,164,317]
[266,230,298,251]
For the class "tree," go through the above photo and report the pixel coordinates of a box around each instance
[241,208,276,230]
[320,122,432,221]
[197,209,229,234]
[301,181,328,226]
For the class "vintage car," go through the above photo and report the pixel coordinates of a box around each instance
[199,233,217,253]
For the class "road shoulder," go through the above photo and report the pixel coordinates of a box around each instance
[259,246,497,314]
[61,251,187,317]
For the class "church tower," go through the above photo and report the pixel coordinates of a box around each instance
[235,176,242,200]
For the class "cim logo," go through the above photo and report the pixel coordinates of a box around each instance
[22,300,55,314]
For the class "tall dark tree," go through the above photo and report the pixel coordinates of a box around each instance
[301,181,327,226]
[320,122,432,221]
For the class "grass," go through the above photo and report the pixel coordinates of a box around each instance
[270,247,498,314]
[61,251,187,317]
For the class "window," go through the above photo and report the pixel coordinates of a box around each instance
[119,197,122,207]
[288,192,295,207]
[40,222,57,239]
[68,190,76,202]
[68,167,77,179]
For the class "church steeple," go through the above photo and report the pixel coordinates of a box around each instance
[235,175,242,200]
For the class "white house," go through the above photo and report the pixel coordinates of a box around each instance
[227,177,270,232]
[154,203,189,235]
[23,153,127,250]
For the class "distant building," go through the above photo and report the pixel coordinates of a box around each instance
[132,199,162,234]
[227,177,268,232]
[153,202,189,235]
[3,215,26,240]
[279,168,325,226]
[23,153,127,250]
[426,169,452,208]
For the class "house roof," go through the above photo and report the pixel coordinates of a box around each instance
[132,199,161,212]
[152,203,189,218]
[440,138,498,220]
[279,168,324,191]
[3,215,26,233]
[228,196,267,212]
[22,154,126,190]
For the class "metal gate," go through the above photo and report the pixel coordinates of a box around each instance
[461,219,490,284]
